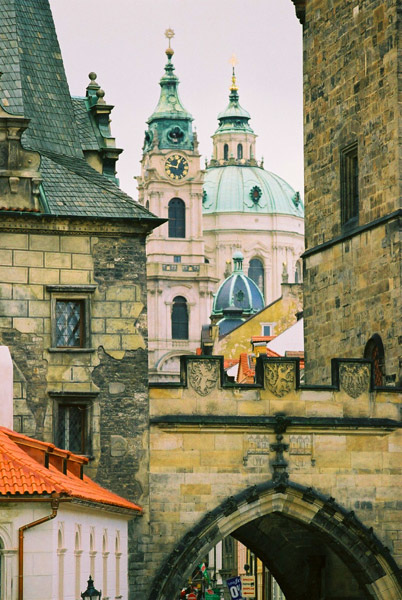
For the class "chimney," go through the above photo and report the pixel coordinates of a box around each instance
[0,346,13,429]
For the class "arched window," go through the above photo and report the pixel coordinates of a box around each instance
[172,296,188,340]
[224,144,229,160]
[74,528,82,600]
[295,259,302,283]
[90,531,96,580]
[115,532,121,599]
[237,143,243,159]
[250,144,253,159]
[57,527,65,600]
[364,334,385,386]
[102,531,109,600]
[248,258,265,295]
[168,198,185,238]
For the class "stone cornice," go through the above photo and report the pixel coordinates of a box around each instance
[0,213,159,236]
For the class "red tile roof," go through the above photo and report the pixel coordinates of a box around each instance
[251,336,276,343]
[224,358,239,370]
[0,427,141,513]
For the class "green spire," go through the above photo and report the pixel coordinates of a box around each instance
[215,65,254,135]
[143,30,194,152]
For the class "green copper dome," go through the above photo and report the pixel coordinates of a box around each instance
[202,166,303,216]
[143,49,194,152]
[212,252,264,318]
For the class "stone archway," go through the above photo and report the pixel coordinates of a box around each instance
[148,481,401,600]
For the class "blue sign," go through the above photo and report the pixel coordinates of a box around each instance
[226,576,243,599]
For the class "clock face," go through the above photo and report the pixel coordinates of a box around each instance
[165,154,189,180]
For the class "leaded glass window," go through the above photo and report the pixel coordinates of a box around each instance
[172,296,188,340]
[57,404,87,454]
[55,300,84,347]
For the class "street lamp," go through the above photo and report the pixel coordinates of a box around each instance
[81,575,101,599]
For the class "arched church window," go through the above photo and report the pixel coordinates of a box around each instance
[364,334,385,386]
[223,144,229,160]
[295,259,302,283]
[237,143,243,159]
[172,296,188,340]
[248,258,265,295]
[168,198,185,238]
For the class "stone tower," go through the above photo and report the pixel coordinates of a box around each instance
[292,0,401,385]
[136,35,217,382]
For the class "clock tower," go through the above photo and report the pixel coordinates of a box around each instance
[137,31,217,381]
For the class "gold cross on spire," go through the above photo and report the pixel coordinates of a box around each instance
[229,54,238,92]
[165,28,175,48]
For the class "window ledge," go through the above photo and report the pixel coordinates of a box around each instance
[48,347,96,354]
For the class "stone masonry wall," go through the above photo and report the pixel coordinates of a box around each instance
[141,357,401,599]
[302,0,401,384]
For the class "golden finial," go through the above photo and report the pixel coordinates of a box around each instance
[165,28,175,57]
[229,53,238,91]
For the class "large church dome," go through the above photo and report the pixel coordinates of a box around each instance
[202,165,303,216]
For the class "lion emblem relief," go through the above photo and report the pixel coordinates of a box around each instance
[265,362,296,397]
[188,360,219,396]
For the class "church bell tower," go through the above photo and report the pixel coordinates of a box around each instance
[136,31,217,382]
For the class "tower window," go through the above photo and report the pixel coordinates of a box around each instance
[364,334,385,386]
[168,198,185,238]
[248,258,265,295]
[56,403,88,454]
[224,144,229,160]
[237,143,243,159]
[172,296,188,340]
[340,142,359,230]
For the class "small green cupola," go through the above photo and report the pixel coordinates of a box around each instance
[208,57,258,167]
[143,30,194,153]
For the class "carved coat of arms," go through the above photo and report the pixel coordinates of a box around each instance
[188,360,219,396]
[339,363,370,398]
[265,362,295,397]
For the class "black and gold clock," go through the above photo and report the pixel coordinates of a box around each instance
[165,154,189,180]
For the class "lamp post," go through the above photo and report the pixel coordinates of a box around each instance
[81,575,101,599]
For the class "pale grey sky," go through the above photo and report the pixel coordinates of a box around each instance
[50,0,304,200]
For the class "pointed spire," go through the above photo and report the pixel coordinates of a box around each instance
[229,54,239,102]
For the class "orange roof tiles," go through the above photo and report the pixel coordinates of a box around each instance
[224,358,239,370]
[251,336,276,343]
[0,427,141,513]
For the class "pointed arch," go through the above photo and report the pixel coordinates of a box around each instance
[147,482,401,600]
[364,334,385,386]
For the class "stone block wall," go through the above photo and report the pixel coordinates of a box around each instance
[0,216,149,501]
[136,356,402,599]
[301,0,401,384]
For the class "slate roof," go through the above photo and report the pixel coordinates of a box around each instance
[0,427,141,512]
[72,97,101,152]
[0,0,161,223]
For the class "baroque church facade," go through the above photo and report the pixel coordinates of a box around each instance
[137,42,305,382]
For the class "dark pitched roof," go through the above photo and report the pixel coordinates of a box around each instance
[0,0,162,224]
[0,0,82,158]
[40,151,155,219]
[72,97,101,152]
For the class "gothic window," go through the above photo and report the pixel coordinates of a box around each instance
[340,142,359,230]
[237,143,243,159]
[364,334,385,386]
[172,296,188,340]
[248,258,265,294]
[168,198,185,238]
[224,144,229,160]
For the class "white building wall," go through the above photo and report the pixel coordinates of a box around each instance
[0,502,131,600]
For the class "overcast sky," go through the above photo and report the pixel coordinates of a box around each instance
[49,0,304,200]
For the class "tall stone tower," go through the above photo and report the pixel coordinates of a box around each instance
[136,33,217,381]
[293,0,401,385]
